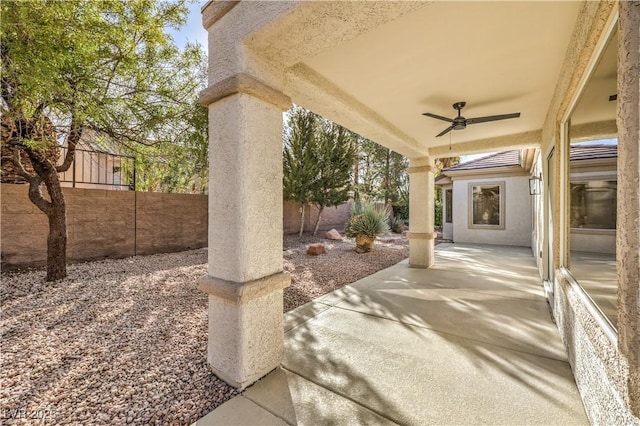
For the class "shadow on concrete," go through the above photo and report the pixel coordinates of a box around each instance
[275,243,588,425]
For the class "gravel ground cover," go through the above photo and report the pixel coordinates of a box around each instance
[283,232,409,312]
[1,233,408,425]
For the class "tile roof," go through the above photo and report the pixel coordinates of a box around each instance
[443,150,520,172]
[570,144,617,161]
[443,144,617,175]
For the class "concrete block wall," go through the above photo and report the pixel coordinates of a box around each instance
[135,192,208,255]
[1,184,51,268]
[1,184,207,270]
[65,188,136,263]
[283,201,352,235]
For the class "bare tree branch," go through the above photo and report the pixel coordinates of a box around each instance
[1,148,35,180]
[1,148,51,214]
[56,119,83,172]
[27,174,51,215]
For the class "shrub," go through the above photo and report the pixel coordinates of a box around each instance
[345,202,390,238]
[389,216,406,233]
[392,203,409,222]
[434,198,443,227]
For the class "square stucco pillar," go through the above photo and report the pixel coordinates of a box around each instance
[408,157,436,268]
[198,75,291,390]
[617,0,640,416]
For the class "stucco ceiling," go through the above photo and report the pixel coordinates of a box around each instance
[571,27,618,127]
[245,1,587,157]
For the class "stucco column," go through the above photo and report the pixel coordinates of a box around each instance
[408,157,435,268]
[198,75,291,388]
[617,0,640,416]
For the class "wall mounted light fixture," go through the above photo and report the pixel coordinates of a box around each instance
[528,174,542,195]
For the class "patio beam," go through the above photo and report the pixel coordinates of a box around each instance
[570,119,617,142]
[285,64,427,158]
[429,130,541,158]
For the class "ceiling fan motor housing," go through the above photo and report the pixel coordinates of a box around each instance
[453,101,466,111]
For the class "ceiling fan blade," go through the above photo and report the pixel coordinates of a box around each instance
[465,113,520,125]
[422,112,454,123]
[436,125,455,137]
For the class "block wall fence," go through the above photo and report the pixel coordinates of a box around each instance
[1,185,352,270]
[1,184,208,270]
[282,200,352,235]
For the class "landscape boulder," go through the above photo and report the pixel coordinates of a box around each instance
[306,244,326,256]
[325,229,342,240]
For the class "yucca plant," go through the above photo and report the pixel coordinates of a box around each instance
[345,202,389,253]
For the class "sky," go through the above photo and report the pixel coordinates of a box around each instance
[167,1,208,49]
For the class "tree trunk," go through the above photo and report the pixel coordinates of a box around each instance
[29,151,69,281]
[2,115,78,282]
[298,203,306,237]
[46,195,67,281]
[312,205,324,236]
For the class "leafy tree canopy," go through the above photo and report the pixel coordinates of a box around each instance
[1,0,206,280]
[283,105,357,236]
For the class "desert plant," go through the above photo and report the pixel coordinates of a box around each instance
[389,216,406,234]
[345,203,389,253]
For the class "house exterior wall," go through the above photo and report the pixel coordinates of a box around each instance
[1,184,207,269]
[451,175,532,247]
[533,1,639,421]
[571,230,616,254]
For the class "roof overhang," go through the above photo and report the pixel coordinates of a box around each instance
[203,1,616,159]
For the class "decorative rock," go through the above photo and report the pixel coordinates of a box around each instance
[325,229,343,240]
[306,244,326,255]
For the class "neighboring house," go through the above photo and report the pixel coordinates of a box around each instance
[436,149,534,247]
[437,145,617,253]
[58,131,134,190]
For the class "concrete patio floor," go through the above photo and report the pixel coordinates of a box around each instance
[194,243,589,425]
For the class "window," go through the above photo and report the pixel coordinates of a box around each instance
[570,180,616,229]
[468,182,505,229]
[445,189,453,223]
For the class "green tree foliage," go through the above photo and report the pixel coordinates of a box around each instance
[311,120,357,235]
[354,138,409,219]
[283,106,320,236]
[1,0,205,281]
[283,106,357,236]
[134,100,209,193]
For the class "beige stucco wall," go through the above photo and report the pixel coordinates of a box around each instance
[1,184,207,269]
[451,175,532,247]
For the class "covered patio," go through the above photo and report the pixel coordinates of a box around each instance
[198,1,639,423]
[196,243,588,424]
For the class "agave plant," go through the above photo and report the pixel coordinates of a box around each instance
[345,202,389,253]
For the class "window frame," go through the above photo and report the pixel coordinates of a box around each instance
[445,189,453,224]
[569,179,617,231]
[467,181,506,230]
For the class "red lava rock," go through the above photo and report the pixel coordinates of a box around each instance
[306,244,326,255]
